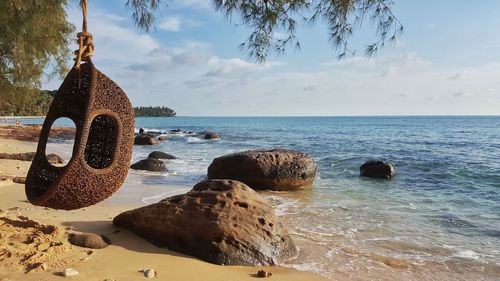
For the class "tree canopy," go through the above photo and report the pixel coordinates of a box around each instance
[0,0,74,88]
[127,0,403,62]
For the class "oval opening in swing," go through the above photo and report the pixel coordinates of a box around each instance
[84,114,118,169]
[46,117,77,167]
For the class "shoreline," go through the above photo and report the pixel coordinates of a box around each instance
[0,116,45,119]
[0,128,325,280]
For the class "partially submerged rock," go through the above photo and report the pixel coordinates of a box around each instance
[148,151,177,160]
[203,132,220,140]
[134,134,158,145]
[68,232,110,249]
[360,160,395,179]
[130,158,166,172]
[208,149,317,191]
[158,135,169,141]
[113,179,297,266]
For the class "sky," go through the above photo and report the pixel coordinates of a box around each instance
[43,0,500,116]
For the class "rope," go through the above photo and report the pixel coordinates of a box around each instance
[74,0,94,69]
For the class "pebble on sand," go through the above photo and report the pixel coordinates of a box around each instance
[140,268,156,278]
[63,268,79,277]
[257,269,272,278]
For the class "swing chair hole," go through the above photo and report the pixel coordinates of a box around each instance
[46,118,76,167]
[84,114,118,169]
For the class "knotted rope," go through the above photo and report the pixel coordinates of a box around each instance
[74,0,94,69]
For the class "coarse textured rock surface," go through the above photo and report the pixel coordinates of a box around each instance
[208,149,317,191]
[130,158,166,172]
[113,179,297,266]
[360,160,395,179]
[148,151,177,160]
[68,232,110,249]
[134,134,158,145]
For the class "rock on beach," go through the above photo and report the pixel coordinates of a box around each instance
[113,179,297,266]
[68,232,110,249]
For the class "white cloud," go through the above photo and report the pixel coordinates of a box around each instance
[159,17,182,32]
[453,90,472,98]
[170,0,211,9]
[450,69,468,80]
[204,58,280,78]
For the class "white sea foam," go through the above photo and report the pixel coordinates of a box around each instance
[264,195,300,216]
[187,137,203,143]
[134,127,163,133]
[453,250,480,260]
[284,261,326,275]
[141,188,191,204]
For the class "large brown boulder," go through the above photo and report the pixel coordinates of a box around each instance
[134,133,158,145]
[207,149,316,191]
[113,179,297,266]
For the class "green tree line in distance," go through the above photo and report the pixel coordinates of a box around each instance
[0,89,175,117]
[134,106,176,117]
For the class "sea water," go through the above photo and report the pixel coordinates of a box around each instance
[36,116,500,280]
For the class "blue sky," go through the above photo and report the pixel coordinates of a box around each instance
[44,0,500,116]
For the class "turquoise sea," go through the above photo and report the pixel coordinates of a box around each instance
[27,116,500,280]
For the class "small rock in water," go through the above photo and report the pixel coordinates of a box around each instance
[257,269,272,278]
[203,132,220,140]
[63,268,79,277]
[360,160,395,179]
[130,158,167,172]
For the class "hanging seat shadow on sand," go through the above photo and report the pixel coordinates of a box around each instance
[25,62,134,210]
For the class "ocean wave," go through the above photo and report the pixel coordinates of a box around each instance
[452,250,480,260]
[187,137,203,143]
[264,195,301,216]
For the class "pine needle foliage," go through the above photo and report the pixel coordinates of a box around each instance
[127,0,402,62]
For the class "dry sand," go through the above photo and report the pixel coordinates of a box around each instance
[0,127,325,281]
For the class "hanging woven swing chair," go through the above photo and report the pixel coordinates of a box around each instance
[25,0,134,210]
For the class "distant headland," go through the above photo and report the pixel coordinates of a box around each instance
[0,89,176,117]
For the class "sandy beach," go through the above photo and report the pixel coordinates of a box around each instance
[0,126,325,281]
